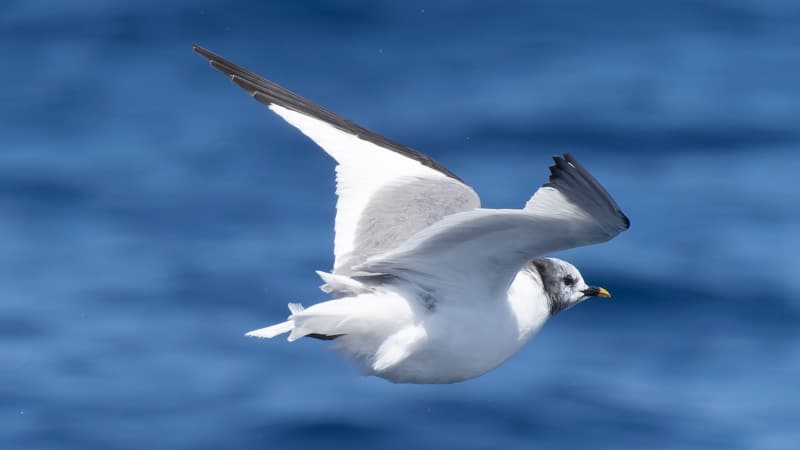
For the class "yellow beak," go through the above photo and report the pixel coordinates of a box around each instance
[583,286,612,298]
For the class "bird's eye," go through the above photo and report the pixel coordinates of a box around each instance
[563,275,575,286]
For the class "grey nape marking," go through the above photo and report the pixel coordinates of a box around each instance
[531,259,570,315]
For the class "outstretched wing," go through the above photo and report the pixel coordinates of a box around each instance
[357,154,629,300]
[193,45,481,274]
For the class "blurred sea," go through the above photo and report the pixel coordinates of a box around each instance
[2,1,799,449]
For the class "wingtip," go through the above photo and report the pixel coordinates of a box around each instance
[621,212,631,229]
[544,152,630,230]
[551,153,578,169]
[192,44,220,64]
[546,154,568,184]
[190,43,469,184]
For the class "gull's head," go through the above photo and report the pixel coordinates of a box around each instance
[531,257,611,315]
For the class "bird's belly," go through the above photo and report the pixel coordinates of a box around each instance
[379,307,527,384]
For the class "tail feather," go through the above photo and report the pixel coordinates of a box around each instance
[245,320,294,339]
[245,291,390,342]
[287,312,350,342]
[245,303,306,339]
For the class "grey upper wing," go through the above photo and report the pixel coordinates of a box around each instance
[193,45,481,273]
[357,154,629,300]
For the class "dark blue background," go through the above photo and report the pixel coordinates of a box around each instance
[2,1,799,449]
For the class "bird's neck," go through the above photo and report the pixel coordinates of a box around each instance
[506,268,551,341]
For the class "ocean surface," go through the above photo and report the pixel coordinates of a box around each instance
[2,1,799,449]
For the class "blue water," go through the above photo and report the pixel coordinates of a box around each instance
[2,1,800,449]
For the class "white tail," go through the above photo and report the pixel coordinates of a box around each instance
[246,270,380,341]
[244,303,305,339]
[245,294,384,342]
[245,321,293,339]
[244,290,403,345]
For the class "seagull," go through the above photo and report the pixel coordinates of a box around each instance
[193,45,630,384]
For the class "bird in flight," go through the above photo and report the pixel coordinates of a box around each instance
[193,45,630,384]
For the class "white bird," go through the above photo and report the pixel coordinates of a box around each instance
[194,45,630,384]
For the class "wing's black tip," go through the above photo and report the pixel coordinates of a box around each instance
[192,44,213,60]
[545,153,630,230]
[621,212,631,229]
[191,45,466,183]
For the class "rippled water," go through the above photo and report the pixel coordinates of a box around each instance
[2,1,799,449]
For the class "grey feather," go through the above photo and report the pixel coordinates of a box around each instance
[337,178,479,272]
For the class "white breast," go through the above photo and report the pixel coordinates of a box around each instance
[360,270,551,384]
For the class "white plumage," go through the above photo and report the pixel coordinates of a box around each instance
[269,104,480,274]
[194,45,629,383]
